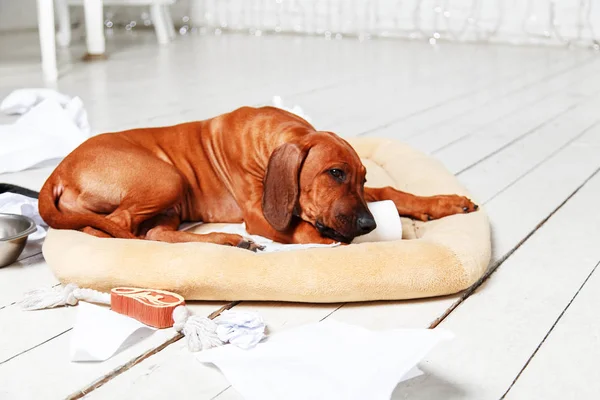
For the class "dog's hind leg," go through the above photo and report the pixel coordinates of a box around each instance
[142,211,263,251]
[82,226,112,238]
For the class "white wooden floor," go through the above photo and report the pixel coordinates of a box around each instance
[1,30,600,400]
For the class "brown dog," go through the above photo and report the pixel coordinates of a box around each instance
[38,106,478,250]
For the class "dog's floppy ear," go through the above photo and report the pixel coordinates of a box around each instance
[262,143,307,232]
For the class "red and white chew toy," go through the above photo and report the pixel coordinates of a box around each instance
[110,287,185,328]
[20,284,265,351]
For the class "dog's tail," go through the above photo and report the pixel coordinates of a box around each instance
[38,179,136,239]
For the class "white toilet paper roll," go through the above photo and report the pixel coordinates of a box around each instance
[351,200,402,244]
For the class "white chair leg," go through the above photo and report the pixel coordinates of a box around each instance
[163,5,176,40]
[151,3,170,44]
[36,0,58,82]
[189,0,203,26]
[83,0,106,56]
[56,0,71,47]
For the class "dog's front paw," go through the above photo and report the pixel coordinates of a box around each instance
[236,239,265,252]
[422,195,479,221]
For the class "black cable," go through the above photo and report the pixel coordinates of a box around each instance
[0,184,40,199]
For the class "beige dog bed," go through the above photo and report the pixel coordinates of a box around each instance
[42,137,491,303]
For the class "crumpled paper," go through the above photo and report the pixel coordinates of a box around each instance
[0,88,90,135]
[0,89,91,174]
[214,310,266,349]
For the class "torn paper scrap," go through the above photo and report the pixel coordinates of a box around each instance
[70,302,156,362]
[196,319,453,400]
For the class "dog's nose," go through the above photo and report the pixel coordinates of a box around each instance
[357,214,376,234]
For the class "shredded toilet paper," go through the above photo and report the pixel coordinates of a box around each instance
[214,310,267,349]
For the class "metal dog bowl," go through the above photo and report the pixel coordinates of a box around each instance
[0,213,37,267]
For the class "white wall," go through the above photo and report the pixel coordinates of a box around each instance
[0,0,38,31]
[1,0,598,46]
[190,0,600,45]
[0,0,193,31]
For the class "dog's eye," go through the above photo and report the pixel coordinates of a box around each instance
[328,169,345,181]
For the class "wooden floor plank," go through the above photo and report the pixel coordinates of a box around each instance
[401,57,600,154]
[0,256,57,308]
[503,261,600,400]
[0,300,75,363]
[434,87,600,176]
[0,34,374,133]
[361,50,588,139]
[458,99,600,204]
[304,47,571,137]
[388,165,600,399]
[0,302,223,400]
[115,37,510,136]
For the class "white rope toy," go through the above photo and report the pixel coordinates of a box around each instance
[20,283,111,310]
[20,284,266,352]
[172,306,224,351]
